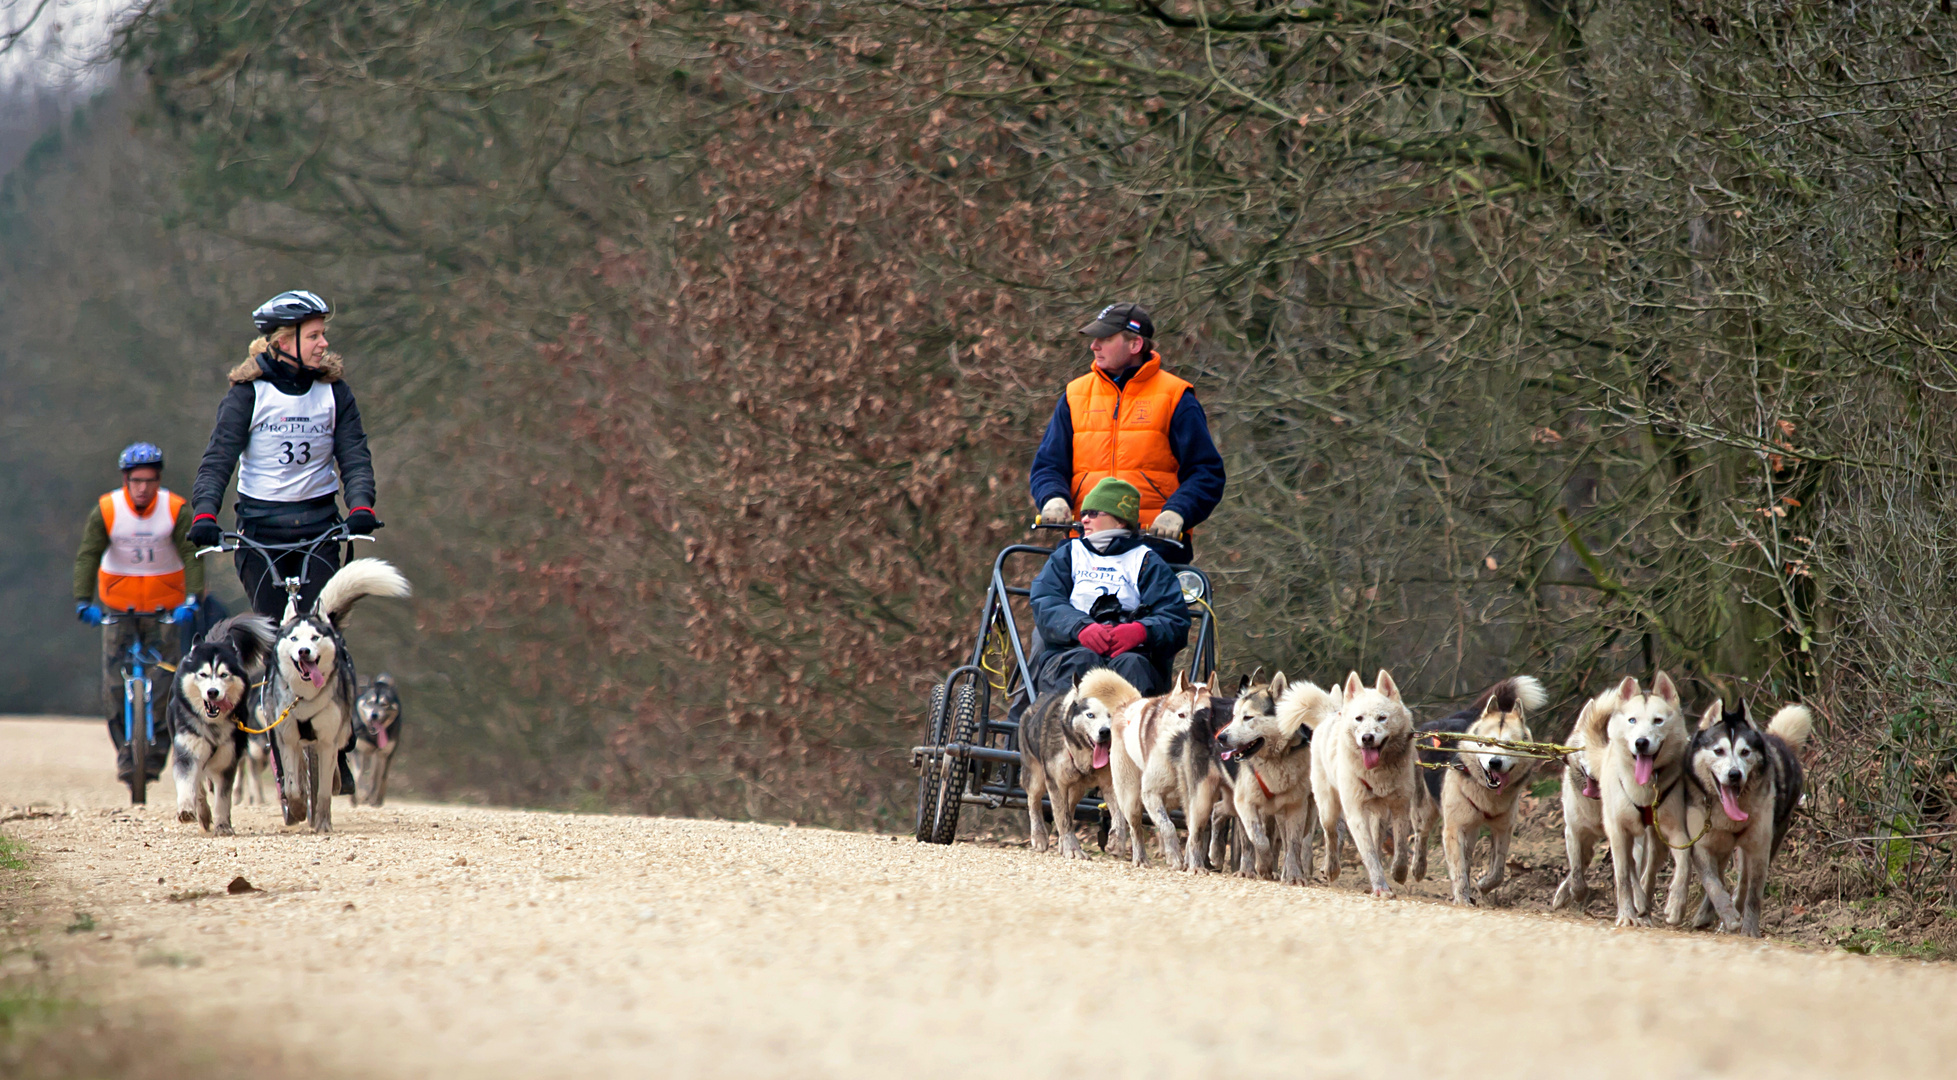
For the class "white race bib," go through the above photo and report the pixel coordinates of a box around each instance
[238,381,339,503]
[1067,539,1147,615]
[101,487,184,578]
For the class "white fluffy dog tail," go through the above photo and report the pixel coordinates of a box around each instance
[1511,675,1548,715]
[1768,704,1815,747]
[1076,668,1141,716]
[315,558,411,627]
[1277,679,1339,734]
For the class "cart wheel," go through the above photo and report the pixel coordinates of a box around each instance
[928,684,980,844]
[913,683,947,842]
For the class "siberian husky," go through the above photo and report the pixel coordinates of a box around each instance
[1216,674,1333,884]
[1108,670,1224,870]
[1411,676,1547,906]
[1019,668,1139,858]
[350,673,403,807]
[258,559,410,832]
[1549,689,1635,913]
[167,614,276,835]
[1307,670,1418,897]
[1683,701,1812,936]
[1592,672,1696,926]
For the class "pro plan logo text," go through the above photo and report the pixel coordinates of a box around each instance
[255,414,332,437]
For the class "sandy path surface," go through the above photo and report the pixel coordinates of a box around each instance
[3,715,1954,1079]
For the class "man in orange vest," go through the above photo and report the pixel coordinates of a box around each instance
[73,442,204,783]
[1030,303,1225,564]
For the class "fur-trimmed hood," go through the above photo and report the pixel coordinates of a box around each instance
[228,350,344,385]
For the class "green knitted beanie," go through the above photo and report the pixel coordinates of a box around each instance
[1080,478,1142,525]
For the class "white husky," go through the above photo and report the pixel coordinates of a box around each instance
[1307,670,1418,897]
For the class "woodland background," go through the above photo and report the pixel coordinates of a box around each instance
[4,0,1957,924]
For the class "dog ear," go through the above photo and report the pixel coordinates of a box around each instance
[1172,669,1189,695]
[1734,699,1758,730]
[1616,675,1641,702]
[1072,669,1084,690]
[1344,671,1365,700]
[1237,673,1252,697]
[1698,702,1720,732]
[1270,671,1287,696]
[1374,669,1401,703]
[1651,670,1680,706]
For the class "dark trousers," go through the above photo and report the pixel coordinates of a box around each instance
[1032,647,1168,700]
[235,519,342,619]
[102,618,171,778]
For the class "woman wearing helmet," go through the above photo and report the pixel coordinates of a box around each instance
[186,290,380,618]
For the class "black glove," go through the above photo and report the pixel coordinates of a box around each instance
[345,507,381,535]
[187,515,222,548]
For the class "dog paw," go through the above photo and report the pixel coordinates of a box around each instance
[177,811,195,823]
[214,825,234,837]
[1371,886,1395,899]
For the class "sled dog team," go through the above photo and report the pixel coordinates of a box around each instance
[164,558,410,835]
[1019,666,1812,937]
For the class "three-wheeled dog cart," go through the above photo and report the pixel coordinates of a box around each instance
[910,524,1217,844]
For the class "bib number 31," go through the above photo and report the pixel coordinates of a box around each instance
[278,441,313,465]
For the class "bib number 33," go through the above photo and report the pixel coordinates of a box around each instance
[278,441,314,465]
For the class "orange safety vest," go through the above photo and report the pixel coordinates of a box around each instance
[97,487,188,613]
[1065,353,1192,529]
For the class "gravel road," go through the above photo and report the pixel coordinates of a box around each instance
[4,715,1955,1079]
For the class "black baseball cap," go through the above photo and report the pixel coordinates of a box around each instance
[1078,302,1154,339]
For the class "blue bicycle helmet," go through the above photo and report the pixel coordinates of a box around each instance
[251,290,332,333]
[118,442,164,471]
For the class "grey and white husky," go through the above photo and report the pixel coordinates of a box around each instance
[1109,670,1227,870]
[1216,674,1332,884]
[1683,700,1812,936]
[168,614,276,835]
[1019,668,1138,858]
[1411,675,1547,906]
[350,673,403,807]
[258,559,410,832]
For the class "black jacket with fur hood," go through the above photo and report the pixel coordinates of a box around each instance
[191,350,377,530]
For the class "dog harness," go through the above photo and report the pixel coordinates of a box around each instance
[1248,764,1276,800]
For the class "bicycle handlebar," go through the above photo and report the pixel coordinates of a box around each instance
[194,524,377,560]
[100,608,179,626]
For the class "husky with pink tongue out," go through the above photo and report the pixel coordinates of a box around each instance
[1683,700,1811,937]
[1309,670,1419,897]
[1596,672,1699,928]
[1019,668,1139,859]
[258,559,411,833]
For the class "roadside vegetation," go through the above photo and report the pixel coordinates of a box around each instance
[4,0,1957,941]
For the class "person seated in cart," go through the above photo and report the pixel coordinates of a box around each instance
[1027,478,1191,697]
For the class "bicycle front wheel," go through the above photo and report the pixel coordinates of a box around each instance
[124,675,148,805]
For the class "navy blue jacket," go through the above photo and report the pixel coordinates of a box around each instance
[1028,533,1191,671]
[1029,362,1226,527]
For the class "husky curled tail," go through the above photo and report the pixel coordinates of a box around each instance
[1076,668,1143,719]
[315,559,411,626]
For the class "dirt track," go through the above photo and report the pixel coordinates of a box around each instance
[4,715,1955,1079]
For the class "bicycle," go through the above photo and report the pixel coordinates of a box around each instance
[101,607,182,806]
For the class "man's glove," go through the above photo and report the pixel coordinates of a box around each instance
[187,515,222,548]
[1077,623,1116,656]
[1108,622,1148,657]
[345,507,381,536]
[170,599,199,625]
[1039,497,1073,526]
[1147,509,1185,541]
[76,602,105,625]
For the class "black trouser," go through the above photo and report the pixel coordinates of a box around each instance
[235,518,343,620]
[102,617,171,779]
[1031,647,1170,700]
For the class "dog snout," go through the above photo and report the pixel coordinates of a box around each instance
[1633,736,1651,755]
[204,686,223,700]
[1725,769,1744,786]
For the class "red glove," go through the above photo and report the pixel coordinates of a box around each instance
[1108,622,1148,656]
[1078,623,1116,655]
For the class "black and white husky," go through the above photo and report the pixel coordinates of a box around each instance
[168,614,277,835]
[1683,700,1812,936]
[258,559,411,832]
[350,674,403,807]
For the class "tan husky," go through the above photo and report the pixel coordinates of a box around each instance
[1216,674,1338,883]
[1590,672,1695,927]
[1109,671,1217,869]
[1410,676,1547,906]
